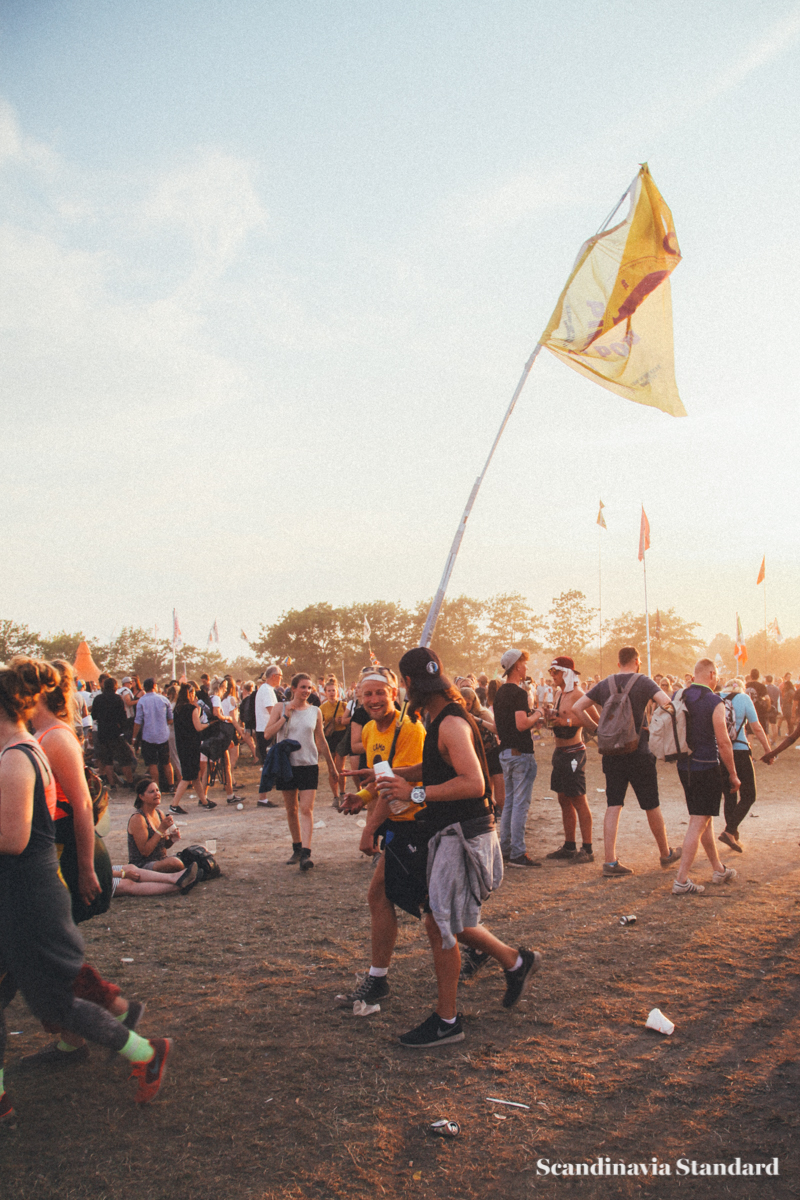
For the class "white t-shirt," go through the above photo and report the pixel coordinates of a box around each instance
[255,683,277,732]
[221,696,238,720]
[117,687,135,719]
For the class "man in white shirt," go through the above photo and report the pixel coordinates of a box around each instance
[256,665,283,806]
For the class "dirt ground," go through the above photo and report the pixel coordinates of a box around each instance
[3,735,800,1200]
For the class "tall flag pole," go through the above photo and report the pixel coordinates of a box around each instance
[734,613,748,668]
[757,556,766,671]
[597,500,606,674]
[638,507,652,675]
[420,164,686,647]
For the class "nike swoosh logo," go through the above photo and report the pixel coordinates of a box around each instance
[437,1025,456,1037]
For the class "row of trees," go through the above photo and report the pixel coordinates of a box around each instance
[252,594,715,680]
[2,598,794,684]
[0,621,260,683]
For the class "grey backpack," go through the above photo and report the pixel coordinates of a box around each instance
[596,674,640,755]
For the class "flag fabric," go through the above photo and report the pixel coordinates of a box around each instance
[540,164,686,418]
[654,609,662,637]
[369,650,379,666]
[734,614,748,665]
[208,620,219,645]
[172,609,182,651]
[282,655,294,667]
[597,500,607,529]
[638,507,651,562]
[756,556,765,585]
[363,615,371,642]
[769,618,784,644]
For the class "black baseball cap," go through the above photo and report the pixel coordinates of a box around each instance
[398,646,453,694]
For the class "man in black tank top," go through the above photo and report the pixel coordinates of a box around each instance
[375,647,542,1049]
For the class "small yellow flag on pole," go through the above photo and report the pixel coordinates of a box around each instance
[756,556,765,585]
[540,164,686,417]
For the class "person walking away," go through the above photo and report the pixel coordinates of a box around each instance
[717,678,771,852]
[672,659,740,894]
[132,680,174,791]
[572,647,680,877]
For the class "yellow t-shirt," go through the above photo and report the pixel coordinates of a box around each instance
[362,712,426,822]
[320,699,348,732]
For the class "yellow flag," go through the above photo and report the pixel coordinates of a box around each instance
[540,164,686,417]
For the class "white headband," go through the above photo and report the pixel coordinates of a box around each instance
[549,661,579,693]
[362,672,394,684]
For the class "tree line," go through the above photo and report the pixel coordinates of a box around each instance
[2,598,794,684]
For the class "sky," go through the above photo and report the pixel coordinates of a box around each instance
[1,0,799,663]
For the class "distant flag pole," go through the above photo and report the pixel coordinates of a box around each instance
[172,609,183,680]
[597,500,606,675]
[734,614,748,668]
[769,618,784,644]
[419,164,685,647]
[638,507,652,675]
[240,629,249,643]
[757,556,767,670]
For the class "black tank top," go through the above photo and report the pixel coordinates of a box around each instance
[0,740,56,869]
[419,702,491,832]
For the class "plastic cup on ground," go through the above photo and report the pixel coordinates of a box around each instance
[646,1008,674,1035]
[205,839,217,854]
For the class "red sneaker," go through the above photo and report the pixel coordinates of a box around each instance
[131,1038,171,1105]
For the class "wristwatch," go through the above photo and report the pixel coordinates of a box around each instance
[410,786,426,805]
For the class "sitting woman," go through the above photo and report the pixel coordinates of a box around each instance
[126,778,185,873]
[112,862,198,896]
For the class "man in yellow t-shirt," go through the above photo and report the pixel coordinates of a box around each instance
[341,667,425,1006]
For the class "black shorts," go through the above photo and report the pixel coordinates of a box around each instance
[678,765,722,817]
[96,736,134,767]
[141,740,170,767]
[285,764,319,792]
[602,751,660,810]
[550,745,587,797]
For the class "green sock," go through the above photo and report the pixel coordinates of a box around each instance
[0,1067,4,1093]
[56,1040,79,1052]
[118,1031,154,1064]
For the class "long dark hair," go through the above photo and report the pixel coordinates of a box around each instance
[404,681,464,723]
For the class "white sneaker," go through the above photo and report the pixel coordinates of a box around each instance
[672,878,705,895]
[712,866,738,884]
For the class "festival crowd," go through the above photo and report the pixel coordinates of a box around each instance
[1,640,799,1119]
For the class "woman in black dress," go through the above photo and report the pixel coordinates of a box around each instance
[170,683,213,811]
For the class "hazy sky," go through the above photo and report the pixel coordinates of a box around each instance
[2,1,799,661]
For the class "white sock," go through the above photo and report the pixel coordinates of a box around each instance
[368,967,388,978]
[511,954,523,971]
[439,1015,457,1025]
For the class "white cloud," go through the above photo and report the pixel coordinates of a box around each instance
[140,146,267,284]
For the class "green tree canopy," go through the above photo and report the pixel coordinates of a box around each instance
[547,590,597,660]
[603,608,702,676]
[484,592,543,664]
[0,620,41,663]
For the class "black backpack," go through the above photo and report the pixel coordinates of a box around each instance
[177,844,222,882]
[240,691,256,727]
